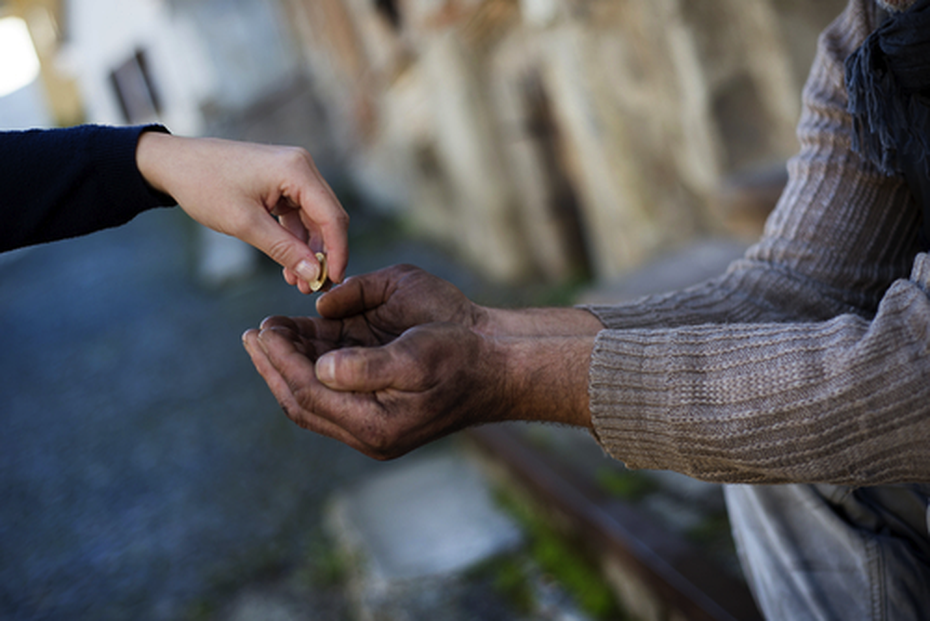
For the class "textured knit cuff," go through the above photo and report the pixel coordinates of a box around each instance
[587,328,670,471]
[94,124,176,211]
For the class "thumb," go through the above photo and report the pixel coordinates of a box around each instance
[244,213,322,285]
[315,346,398,392]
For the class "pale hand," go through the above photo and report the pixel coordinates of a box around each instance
[136,132,349,293]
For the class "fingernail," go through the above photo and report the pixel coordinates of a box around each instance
[255,330,271,354]
[316,353,335,384]
[294,259,319,284]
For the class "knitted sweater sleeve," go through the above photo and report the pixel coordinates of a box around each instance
[583,0,930,486]
[0,124,175,253]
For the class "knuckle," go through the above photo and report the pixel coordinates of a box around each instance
[281,145,311,166]
[265,237,296,264]
[334,210,350,228]
[329,352,357,386]
[351,351,385,386]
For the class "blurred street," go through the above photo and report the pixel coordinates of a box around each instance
[0,205,493,620]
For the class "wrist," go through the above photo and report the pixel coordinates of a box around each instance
[135,130,177,195]
[475,307,605,338]
[493,334,594,428]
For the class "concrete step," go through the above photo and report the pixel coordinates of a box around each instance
[324,449,597,621]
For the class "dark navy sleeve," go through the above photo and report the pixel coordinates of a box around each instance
[0,124,177,252]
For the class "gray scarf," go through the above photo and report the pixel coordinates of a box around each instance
[845,0,930,246]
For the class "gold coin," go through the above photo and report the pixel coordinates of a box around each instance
[309,252,328,292]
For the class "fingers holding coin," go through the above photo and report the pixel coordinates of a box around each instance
[309,252,329,292]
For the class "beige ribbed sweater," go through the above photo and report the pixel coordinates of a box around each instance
[585,0,930,486]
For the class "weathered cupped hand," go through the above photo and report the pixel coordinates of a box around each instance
[242,319,508,460]
[313,264,486,342]
[243,265,596,457]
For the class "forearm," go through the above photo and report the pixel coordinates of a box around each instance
[590,254,930,486]
[0,124,173,252]
[586,0,930,485]
[583,258,860,332]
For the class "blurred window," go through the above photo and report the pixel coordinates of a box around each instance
[109,49,161,123]
[0,16,41,98]
[374,0,401,30]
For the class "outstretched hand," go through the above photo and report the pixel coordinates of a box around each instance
[243,265,596,458]
[313,263,605,341]
[136,131,349,293]
[313,264,485,343]
[242,319,510,460]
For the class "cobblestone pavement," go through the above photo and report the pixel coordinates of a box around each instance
[0,206,494,621]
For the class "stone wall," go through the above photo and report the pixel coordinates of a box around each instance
[281,0,847,283]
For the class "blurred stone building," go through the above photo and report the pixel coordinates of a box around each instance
[1,0,80,127]
[6,0,848,284]
[278,0,847,283]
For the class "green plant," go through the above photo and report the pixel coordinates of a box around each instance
[596,467,658,501]
[307,539,354,587]
[495,490,627,620]
[467,553,536,614]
